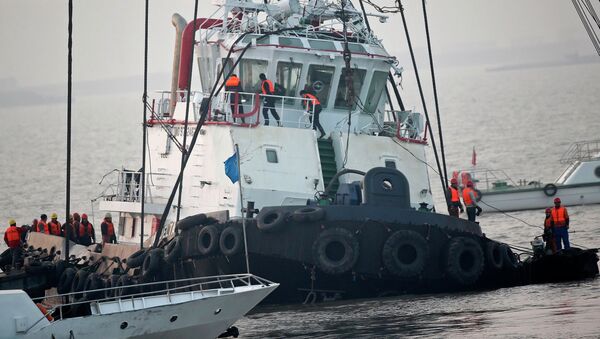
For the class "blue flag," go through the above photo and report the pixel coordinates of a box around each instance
[224,151,239,184]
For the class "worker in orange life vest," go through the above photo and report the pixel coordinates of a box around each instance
[48,213,62,236]
[542,208,557,254]
[300,89,326,139]
[36,214,50,234]
[31,218,39,233]
[446,178,464,217]
[101,213,117,245]
[551,197,570,250]
[78,213,96,246]
[4,219,23,269]
[259,73,281,126]
[225,74,245,123]
[61,214,78,242]
[462,181,482,222]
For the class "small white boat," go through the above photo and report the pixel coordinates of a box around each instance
[0,273,277,339]
[457,140,600,213]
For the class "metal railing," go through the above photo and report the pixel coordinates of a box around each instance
[100,170,171,204]
[559,139,600,164]
[455,168,542,191]
[31,273,274,322]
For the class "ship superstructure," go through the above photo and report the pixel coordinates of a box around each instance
[99,0,431,243]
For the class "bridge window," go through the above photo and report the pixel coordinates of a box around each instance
[306,65,335,108]
[334,68,366,109]
[309,39,336,50]
[239,59,268,92]
[348,43,367,53]
[279,37,304,48]
[266,149,278,163]
[276,62,303,100]
[364,71,388,113]
[242,34,269,44]
[385,160,397,169]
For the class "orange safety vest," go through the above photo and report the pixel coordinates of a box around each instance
[105,221,115,236]
[261,79,274,94]
[36,221,50,234]
[49,221,61,236]
[462,187,475,206]
[551,207,568,228]
[225,75,240,87]
[302,93,320,110]
[449,187,460,203]
[544,216,553,229]
[79,222,93,237]
[5,226,21,248]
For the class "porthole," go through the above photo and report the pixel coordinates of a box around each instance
[595,166,600,178]
[266,149,278,163]
[382,179,393,191]
[170,315,178,322]
[214,308,222,315]
[120,322,128,329]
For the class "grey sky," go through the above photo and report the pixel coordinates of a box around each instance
[0,0,595,89]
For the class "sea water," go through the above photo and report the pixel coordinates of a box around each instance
[1,63,599,337]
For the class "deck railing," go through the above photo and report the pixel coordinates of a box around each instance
[559,139,600,164]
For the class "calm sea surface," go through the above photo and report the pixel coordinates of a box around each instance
[1,63,599,337]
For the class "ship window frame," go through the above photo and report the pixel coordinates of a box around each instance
[308,39,336,50]
[333,67,367,110]
[306,64,336,108]
[239,59,269,93]
[266,149,279,163]
[348,43,367,53]
[276,61,303,104]
[385,160,397,169]
[364,71,388,114]
[279,37,304,48]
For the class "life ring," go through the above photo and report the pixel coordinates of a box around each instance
[257,209,288,232]
[142,248,164,279]
[219,226,243,256]
[292,207,326,223]
[484,241,504,271]
[164,236,182,263]
[381,230,429,278]
[105,274,120,299]
[57,267,76,294]
[445,237,484,286]
[500,244,519,270]
[36,303,54,322]
[177,213,217,230]
[312,228,359,275]
[84,273,105,300]
[126,249,147,269]
[474,189,482,202]
[197,225,220,255]
[543,183,557,197]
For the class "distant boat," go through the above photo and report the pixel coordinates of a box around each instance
[455,140,600,212]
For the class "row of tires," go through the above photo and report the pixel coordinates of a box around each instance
[257,207,326,232]
[56,267,146,302]
[310,228,519,286]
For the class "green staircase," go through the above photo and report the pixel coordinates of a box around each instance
[317,139,339,194]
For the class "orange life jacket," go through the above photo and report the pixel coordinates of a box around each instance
[225,75,240,88]
[551,207,568,227]
[104,221,115,236]
[544,216,553,229]
[261,79,274,94]
[462,187,475,206]
[49,220,61,236]
[36,221,50,234]
[79,222,93,237]
[5,226,21,248]
[449,187,460,203]
[302,93,320,110]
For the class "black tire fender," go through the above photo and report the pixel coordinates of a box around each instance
[485,241,504,271]
[142,248,164,279]
[176,213,218,231]
[116,275,136,297]
[57,267,76,294]
[84,273,105,300]
[312,228,360,275]
[500,244,520,270]
[71,269,91,300]
[55,260,69,283]
[257,208,288,232]
[543,183,558,197]
[165,236,182,263]
[126,249,147,269]
[105,274,121,299]
[292,207,326,223]
[219,226,244,256]
[445,237,484,286]
[382,230,428,278]
[197,225,220,255]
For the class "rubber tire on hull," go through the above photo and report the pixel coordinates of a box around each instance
[116,275,137,297]
[382,230,428,278]
[55,260,69,283]
[543,183,558,197]
[58,267,76,294]
[84,273,105,300]
[292,207,326,223]
[105,274,121,298]
[176,213,218,231]
[485,241,504,270]
[257,209,288,232]
[71,269,91,300]
[446,237,484,286]
[165,236,182,263]
[197,225,220,255]
[142,248,164,279]
[126,249,147,269]
[500,244,520,270]
[312,228,360,275]
[219,226,243,256]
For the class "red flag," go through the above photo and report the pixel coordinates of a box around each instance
[471,147,477,166]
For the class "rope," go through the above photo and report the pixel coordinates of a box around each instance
[341,0,353,168]
[141,0,149,249]
[65,0,73,259]
[477,200,543,230]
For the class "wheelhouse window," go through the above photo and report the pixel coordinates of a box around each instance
[348,43,367,53]
[308,39,336,50]
[364,71,388,113]
[266,149,278,163]
[276,62,303,99]
[279,37,304,48]
[306,65,335,108]
[242,34,269,44]
[239,59,268,92]
[334,68,366,109]
[384,160,397,169]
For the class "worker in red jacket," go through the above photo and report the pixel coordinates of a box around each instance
[551,197,570,250]
[446,178,464,217]
[101,213,117,245]
[4,219,23,270]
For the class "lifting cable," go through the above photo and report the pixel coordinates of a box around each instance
[421,0,448,186]
[140,0,149,248]
[65,0,74,259]
[572,0,600,56]
[176,0,200,225]
[397,1,448,205]
[341,0,353,168]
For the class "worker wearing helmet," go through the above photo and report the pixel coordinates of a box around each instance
[462,181,482,222]
[543,208,556,253]
[48,213,62,236]
[36,214,50,234]
[3,219,23,270]
[446,178,464,218]
[61,214,77,242]
[551,197,570,250]
[101,213,117,245]
[78,213,96,246]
